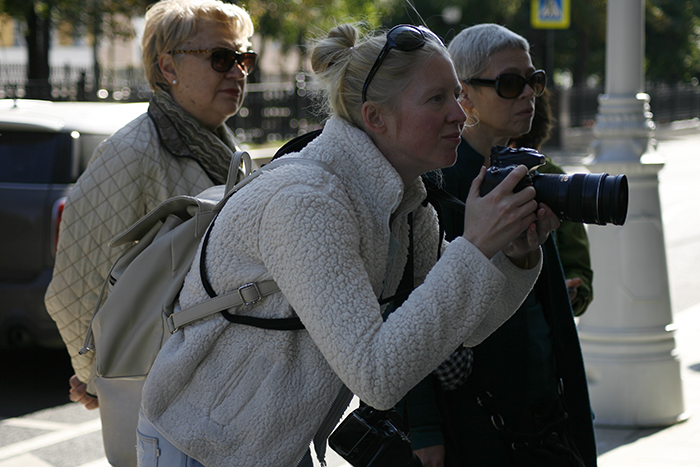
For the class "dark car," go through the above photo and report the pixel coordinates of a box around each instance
[0,99,148,348]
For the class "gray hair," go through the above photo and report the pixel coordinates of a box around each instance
[447,24,530,81]
[310,23,448,128]
[142,0,254,92]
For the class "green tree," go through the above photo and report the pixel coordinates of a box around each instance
[380,0,524,41]
[383,0,607,85]
[2,1,55,98]
[0,0,149,99]
[241,0,397,71]
[382,0,700,86]
[58,0,150,94]
[646,0,700,82]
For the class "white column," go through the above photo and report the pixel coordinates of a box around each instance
[577,0,687,426]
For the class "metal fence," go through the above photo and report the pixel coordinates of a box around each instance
[228,76,323,145]
[3,64,700,144]
[565,82,700,128]
[0,65,324,145]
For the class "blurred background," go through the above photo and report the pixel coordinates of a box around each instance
[1,0,699,147]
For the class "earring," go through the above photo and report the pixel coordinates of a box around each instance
[172,79,177,85]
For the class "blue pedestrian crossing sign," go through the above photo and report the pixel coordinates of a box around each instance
[531,0,570,29]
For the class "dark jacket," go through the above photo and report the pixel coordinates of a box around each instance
[537,157,593,316]
[402,139,597,466]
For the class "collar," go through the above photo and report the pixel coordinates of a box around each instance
[310,117,427,220]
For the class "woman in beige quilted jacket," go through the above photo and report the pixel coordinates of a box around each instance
[44,0,255,464]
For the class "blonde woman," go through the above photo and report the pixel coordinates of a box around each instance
[137,23,559,466]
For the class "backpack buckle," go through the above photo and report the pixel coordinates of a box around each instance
[238,282,263,306]
[166,314,178,334]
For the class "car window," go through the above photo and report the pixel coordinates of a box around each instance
[0,131,73,184]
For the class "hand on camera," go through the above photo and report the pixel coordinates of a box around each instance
[462,165,539,260]
[503,202,560,268]
[414,444,445,467]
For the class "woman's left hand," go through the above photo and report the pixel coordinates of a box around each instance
[503,203,560,268]
[69,375,99,410]
[566,277,583,302]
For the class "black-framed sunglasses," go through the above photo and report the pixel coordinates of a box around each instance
[170,48,258,74]
[465,69,546,99]
[362,24,444,103]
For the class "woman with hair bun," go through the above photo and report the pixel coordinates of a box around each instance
[137,23,560,467]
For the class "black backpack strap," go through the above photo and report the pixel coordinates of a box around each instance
[272,129,323,161]
[378,213,414,307]
[193,130,326,333]
[423,176,466,215]
[199,214,305,330]
[193,134,464,332]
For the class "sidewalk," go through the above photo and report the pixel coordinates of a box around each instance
[594,303,700,467]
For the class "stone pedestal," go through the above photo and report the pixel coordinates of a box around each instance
[577,0,686,427]
[578,160,688,427]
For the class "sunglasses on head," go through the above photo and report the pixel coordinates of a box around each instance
[465,69,546,99]
[362,24,444,103]
[170,47,257,74]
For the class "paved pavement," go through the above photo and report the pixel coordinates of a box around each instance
[2,124,700,466]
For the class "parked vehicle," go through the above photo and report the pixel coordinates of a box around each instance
[0,99,148,348]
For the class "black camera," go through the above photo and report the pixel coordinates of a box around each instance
[480,146,629,226]
[328,405,423,467]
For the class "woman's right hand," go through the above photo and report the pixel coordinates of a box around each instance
[461,165,538,259]
[414,444,445,467]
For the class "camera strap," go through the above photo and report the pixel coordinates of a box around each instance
[423,176,465,262]
[379,212,414,307]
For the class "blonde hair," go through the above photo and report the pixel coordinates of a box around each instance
[142,0,254,92]
[310,23,448,128]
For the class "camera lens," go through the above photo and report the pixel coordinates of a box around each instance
[533,172,629,225]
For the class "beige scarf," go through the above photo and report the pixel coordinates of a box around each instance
[148,90,240,185]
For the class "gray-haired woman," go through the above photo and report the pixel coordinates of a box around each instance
[405,23,597,467]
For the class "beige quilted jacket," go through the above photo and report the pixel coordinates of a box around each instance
[45,106,237,384]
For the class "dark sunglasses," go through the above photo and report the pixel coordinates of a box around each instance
[170,48,257,74]
[362,24,444,103]
[465,69,546,99]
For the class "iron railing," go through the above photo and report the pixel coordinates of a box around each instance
[2,64,700,144]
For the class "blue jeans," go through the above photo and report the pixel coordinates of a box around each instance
[136,411,205,467]
[136,411,314,467]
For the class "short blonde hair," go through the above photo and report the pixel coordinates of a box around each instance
[142,0,254,92]
[310,23,448,128]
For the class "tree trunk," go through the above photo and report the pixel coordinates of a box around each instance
[573,30,589,87]
[25,2,52,100]
[92,3,102,99]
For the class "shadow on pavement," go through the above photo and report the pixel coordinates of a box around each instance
[0,346,74,418]
[594,424,667,456]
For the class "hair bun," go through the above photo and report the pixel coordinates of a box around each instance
[311,24,358,74]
